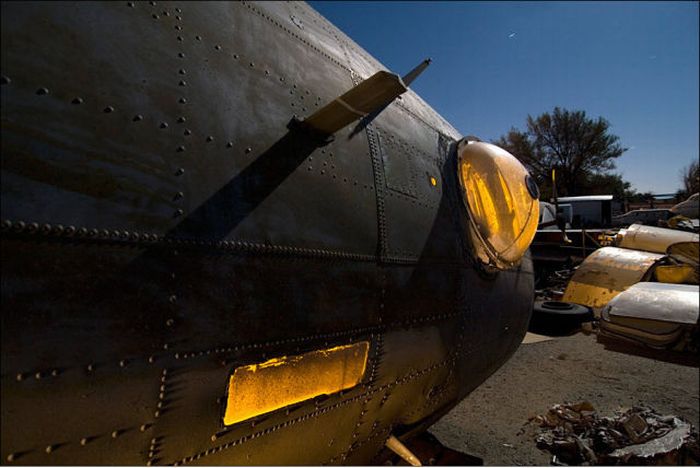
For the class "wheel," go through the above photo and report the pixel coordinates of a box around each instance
[529,300,593,334]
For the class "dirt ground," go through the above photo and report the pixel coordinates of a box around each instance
[429,332,700,466]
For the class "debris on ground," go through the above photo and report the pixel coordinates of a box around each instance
[535,267,578,302]
[530,402,700,465]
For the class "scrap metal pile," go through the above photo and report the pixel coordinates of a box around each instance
[530,223,699,360]
[532,402,700,465]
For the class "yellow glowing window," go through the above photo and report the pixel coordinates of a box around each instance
[457,140,539,269]
[223,342,369,426]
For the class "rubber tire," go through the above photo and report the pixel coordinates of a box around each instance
[529,300,593,334]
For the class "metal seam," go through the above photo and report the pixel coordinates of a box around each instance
[335,330,384,463]
[0,221,381,263]
[365,126,388,260]
[242,1,352,74]
[6,312,459,381]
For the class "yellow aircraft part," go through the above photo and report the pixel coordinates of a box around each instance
[563,247,664,309]
[655,264,699,285]
[224,342,369,426]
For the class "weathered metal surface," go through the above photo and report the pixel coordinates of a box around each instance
[616,224,699,254]
[0,1,535,465]
[603,282,700,325]
[600,282,699,349]
[563,247,663,309]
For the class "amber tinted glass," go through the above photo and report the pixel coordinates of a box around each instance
[458,141,539,268]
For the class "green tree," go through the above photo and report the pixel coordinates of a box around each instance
[580,173,635,200]
[494,107,628,197]
[679,160,700,197]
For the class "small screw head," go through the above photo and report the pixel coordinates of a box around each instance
[133,114,143,121]
[72,97,83,104]
[103,106,115,113]
[36,87,49,95]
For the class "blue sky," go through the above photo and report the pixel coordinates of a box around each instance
[310,1,699,194]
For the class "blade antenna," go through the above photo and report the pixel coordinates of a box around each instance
[402,58,432,87]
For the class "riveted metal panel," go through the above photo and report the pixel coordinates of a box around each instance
[0,2,186,234]
[0,239,173,376]
[0,1,379,255]
[1,363,162,465]
[375,127,463,261]
[164,250,382,351]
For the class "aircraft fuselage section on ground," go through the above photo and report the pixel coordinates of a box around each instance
[0,1,534,465]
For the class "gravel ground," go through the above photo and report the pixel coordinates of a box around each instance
[429,332,700,465]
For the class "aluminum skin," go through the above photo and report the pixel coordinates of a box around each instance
[0,1,535,465]
[563,247,664,310]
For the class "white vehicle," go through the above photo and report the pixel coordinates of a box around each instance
[538,201,572,230]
